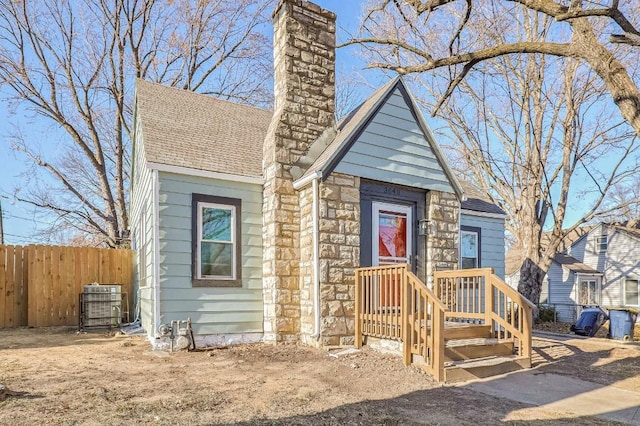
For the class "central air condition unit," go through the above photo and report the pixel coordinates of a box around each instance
[82,284,122,327]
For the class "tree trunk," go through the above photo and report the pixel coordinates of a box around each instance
[517,258,546,305]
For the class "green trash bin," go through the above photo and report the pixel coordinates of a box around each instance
[607,308,638,341]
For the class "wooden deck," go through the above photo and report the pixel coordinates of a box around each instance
[355,265,534,382]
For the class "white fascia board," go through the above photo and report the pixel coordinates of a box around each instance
[460,208,508,220]
[293,171,322,190]
[147,162,263,185]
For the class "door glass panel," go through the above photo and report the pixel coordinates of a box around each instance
[378,210,407,263]
[579,280,598,305]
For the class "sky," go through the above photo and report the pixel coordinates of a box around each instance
[0,1,377,246]
[0,0,634,245]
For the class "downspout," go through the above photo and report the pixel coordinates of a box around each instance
[310,176,321,339]
[152,169,161,338]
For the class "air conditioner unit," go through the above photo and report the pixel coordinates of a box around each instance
[82,284,122,327]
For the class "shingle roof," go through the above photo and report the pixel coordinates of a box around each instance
[458,180,506,216]
[135,79,272,178]
[505,226,594,276]
[553,253,601,274]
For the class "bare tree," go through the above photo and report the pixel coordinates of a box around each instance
[351,2,639,303]
[349,0,640,136]
[0,0,274,247]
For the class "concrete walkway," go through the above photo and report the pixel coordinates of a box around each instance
[466,370,640,424]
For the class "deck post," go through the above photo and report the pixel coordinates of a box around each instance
[522,304,533,365]
[484,269,494,332]
[354,269,362,348]
[432,305,445,382]
[402,266,411,366]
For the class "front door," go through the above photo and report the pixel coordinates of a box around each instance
[372,202,412,308]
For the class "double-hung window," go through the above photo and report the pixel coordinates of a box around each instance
[596,235,608,253]
[460,226,481,269]
[625,279,639,306]
[192,194,241,287]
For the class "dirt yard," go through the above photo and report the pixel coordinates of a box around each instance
[1,327,639,425]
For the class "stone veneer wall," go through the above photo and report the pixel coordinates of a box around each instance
[425,190,460,286]
[317,173,360,347]
[262,0,336,342]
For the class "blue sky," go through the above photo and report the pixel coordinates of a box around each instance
[0,1,378,245]
[0,1,631,245]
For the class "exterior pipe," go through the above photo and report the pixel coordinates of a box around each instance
[310,177,321,339]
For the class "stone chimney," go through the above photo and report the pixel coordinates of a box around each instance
[262,0,336,343]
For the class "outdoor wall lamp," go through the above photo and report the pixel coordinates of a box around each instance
[419,219,430,236]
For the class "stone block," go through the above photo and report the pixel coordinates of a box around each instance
[320,284,335,300]
[321,316,347,336]
[328,300,343,316]
[341,187,359,203]
[340,336,354,346]
[320,184,339,200]
[328,268,343,283]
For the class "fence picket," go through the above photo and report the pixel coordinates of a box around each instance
[0,244,133,328]
[14,246,26,326]
[4,246,15,327]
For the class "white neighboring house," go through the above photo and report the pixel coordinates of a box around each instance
[507,223,640,323]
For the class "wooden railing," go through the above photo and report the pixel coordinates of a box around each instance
[434,268,535,361]
[354,264,446,381]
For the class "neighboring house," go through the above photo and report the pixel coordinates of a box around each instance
[507,223,640,323]
[130,0,507,348]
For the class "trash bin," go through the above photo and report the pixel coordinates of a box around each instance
[571,306,608,337]
[608,308,638,341]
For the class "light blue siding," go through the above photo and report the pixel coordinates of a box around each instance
[334,88,454,193]
[157,172,264,335]
[460,213,505,278]
[130,124,155,335]
[546,263,579,323]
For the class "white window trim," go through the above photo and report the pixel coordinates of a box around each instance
[460,230,479,269]
[576,275,601,306]
[623,278,639,307]
[372,202,412,266]
[596,235,608,253]
[197,202,237,280]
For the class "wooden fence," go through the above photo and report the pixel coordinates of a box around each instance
[0,245,133,328]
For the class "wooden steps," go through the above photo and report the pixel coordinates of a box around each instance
[439,323,527,382]
[443,324,491,340]
[445,338,514,361]
[443,355,531,382]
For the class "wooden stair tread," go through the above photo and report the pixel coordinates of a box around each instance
[445,337,504,347]
[445,355,522,368]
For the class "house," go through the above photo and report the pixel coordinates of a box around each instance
[130,0,508,350]
[507,222,640,323]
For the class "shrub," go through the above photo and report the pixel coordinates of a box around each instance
[537,305,556,323]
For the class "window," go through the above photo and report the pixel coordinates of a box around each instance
[460,226,481,269]
[192,194,241,287]
[578,278,599,305]
[625,279,639,306]
[596,235,608,252]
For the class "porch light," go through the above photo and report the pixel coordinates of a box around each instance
[419,219,431,236]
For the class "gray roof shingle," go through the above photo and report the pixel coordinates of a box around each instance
[135,79,272,178]
[553,253,601,274]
